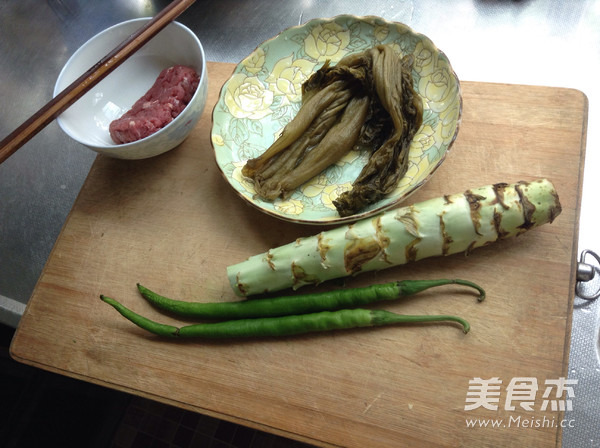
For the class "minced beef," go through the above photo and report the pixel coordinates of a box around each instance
[109,65,200,144]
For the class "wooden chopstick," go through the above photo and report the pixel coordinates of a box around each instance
[0,0,197,165]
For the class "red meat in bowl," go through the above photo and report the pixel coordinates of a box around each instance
[109,65,200,144]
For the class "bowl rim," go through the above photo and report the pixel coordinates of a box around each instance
[53,17,207,151]
[211,14,463,225]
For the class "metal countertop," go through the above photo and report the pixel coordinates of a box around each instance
[1,1,599,446]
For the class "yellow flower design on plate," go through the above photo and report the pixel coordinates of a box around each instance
[416,154,433,175]
[410,124,435,158]
[338,149,361,164]
[439,103,461,140]
[418,69,453,110]
[212,134,225,146]
[224,73,274,120]
[413,41,436,78]
[304,22,351,62]
[301,174,330,198]
[266,54,317,103]
[302,177,353,210]
[321,183,353,210]
[374,24,390,42]
[385,42,404,57]
[275,199,304,215]
[241,47,266,75]
[231,161,256,194]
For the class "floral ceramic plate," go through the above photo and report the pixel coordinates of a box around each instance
[211,15,461,225]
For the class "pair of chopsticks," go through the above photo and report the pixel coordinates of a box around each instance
[0,0,196,165]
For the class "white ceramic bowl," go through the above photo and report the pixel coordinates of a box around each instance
[54,18,208,159]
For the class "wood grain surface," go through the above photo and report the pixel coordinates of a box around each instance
[11,62,587,447]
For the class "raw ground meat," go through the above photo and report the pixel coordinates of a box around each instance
[109,65,200,144]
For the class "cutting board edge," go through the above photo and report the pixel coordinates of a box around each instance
[6,349,336,447]
[554,78,589,448]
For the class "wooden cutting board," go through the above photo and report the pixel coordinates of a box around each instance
[11,62,587,447]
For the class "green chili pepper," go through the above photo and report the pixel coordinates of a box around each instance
[136,278,484,320]
[100,295,470,338]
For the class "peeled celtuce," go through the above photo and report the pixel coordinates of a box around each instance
[227,179,562,296]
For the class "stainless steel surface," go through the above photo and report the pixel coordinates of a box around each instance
[1,0,598,446]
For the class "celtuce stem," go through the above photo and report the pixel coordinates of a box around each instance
[227,179,561,296]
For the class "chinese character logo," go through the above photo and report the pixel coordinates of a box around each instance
[505,377,538,411]
[541,378,577,411]
[464,377,577,412]
[464,377,503,411]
